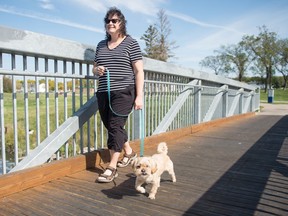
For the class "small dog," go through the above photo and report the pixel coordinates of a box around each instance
[131,142,176,199]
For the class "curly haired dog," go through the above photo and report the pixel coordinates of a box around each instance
[131,142,176,199]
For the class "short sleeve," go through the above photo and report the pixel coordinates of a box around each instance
[130,39,143,62]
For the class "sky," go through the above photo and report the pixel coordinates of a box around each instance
[0,0,288,73]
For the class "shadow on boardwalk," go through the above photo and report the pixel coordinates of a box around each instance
[185,114,288,215]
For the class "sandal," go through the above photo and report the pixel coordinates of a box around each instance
[97,166,118,183]
[117,151,137,168]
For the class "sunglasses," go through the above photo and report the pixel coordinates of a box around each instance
[105,18,120,24]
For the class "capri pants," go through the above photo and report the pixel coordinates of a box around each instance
[96,84,135,152]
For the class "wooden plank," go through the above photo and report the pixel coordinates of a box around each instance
[0,199,25,215]
[33,185,118,216]
[0,149,110,198]
[34,179,177,216]
[0,112,255,199]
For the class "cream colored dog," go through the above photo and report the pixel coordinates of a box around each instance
[131,142,176,199]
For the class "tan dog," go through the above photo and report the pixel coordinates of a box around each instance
[131,142,176,199]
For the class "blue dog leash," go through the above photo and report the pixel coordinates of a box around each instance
[106,68,145,157]
[139,108,144,157]
[106,68,131,117]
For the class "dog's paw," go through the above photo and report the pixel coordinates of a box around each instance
[136,186,146,194]
[148,194,156,199]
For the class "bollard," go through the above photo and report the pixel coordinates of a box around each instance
[267,89,274,103]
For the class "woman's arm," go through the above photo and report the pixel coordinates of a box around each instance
[132,60,144,110]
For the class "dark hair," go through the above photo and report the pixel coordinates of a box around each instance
[104,7,127,41]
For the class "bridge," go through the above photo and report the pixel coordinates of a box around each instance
[0,103,287,215]
[0,26,287,215]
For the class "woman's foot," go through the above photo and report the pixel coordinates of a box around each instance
[117,151,137,168]
[97,166,118,183]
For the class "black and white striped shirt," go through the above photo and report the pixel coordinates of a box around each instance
[94,35,142,92]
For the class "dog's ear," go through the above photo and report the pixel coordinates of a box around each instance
[149,159,158,174]
[131,157,137,170]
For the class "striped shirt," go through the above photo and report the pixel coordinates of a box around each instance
[94,35,143,92]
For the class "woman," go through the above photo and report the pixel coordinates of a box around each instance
[93,7,144,183]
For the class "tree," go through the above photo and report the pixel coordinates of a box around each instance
[141,24,159,59]
[199,55,227,75]
[48,79,55,91]
[3,75,12,93]
[67,80,73,91]
[199,25,288,90]
[156,9,171,61]
[15,80,22,91]
[275,39,288,89]
[199,42,254,80]
[141,9,177,62]
[216,42,254,81]
[249,60,266,86]
[58,82,64,91]
[242,25,278,92]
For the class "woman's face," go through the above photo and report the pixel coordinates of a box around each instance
[105,14,121,36]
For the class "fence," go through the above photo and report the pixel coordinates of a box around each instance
[0,26,260,175]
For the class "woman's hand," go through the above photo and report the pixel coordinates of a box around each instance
[93,64,105,76]
[134,95,143,110]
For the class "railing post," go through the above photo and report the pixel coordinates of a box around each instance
[0,72,6,174]
[12,54,19,165]
[239,91,243,114]
[228,88,244,117]
[203,85,227,122]
[194,80,201,124]
[222,85,228,117]
[251,91,254,112]
[23,55,30,156]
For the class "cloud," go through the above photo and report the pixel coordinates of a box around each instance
[69,0,165,15]
[175,21,251,68]
[39,0,54,10]
[166,10,245,34]
[188,29,243,51]
[187,5,288,53]
[0,5,104,33]
[68,0,107,12]
[106,0,163,15]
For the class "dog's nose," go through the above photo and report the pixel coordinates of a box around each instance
[141,169,145,173]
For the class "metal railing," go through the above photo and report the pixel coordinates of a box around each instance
[0,26,260,175]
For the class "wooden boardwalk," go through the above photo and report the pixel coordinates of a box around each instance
[0,104,288,216]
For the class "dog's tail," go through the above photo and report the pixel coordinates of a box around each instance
[157,142,168,154]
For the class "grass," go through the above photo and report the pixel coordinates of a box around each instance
[260,88,288,104]
[2,92,102,161]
